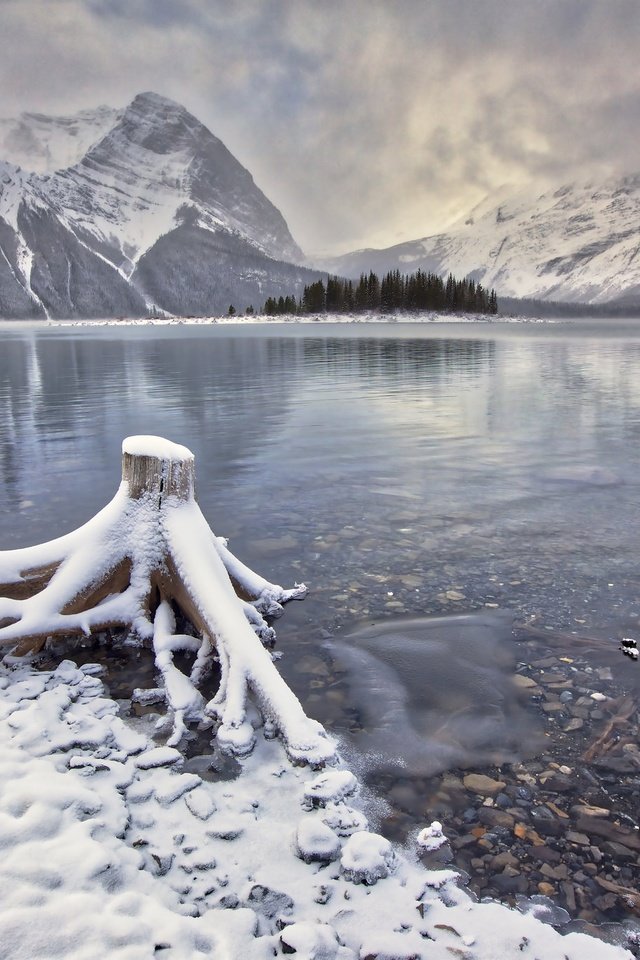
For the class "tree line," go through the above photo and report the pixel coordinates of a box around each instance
[262,270,498,316]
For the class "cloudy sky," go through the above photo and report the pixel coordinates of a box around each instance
[1,0,639,254]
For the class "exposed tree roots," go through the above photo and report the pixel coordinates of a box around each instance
[0,436,334,765]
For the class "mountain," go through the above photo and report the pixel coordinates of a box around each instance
[0,92,323,319]
[319,177,640,305]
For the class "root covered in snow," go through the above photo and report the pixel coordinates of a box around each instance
[0,435,334,765]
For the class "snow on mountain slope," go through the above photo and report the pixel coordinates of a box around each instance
[0,92,315,319]
[42,92,304,271]
[321,176,640,304]
[0,105,118,174]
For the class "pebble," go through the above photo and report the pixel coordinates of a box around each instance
[445,589,466,601]
[463,774,506,796]
[538,881,556,896]
[513,675,539,690]
[563,718,583,731]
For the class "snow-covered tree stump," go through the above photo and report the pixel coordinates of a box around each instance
[0,436,334,765]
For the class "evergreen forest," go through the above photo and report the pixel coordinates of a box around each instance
[262,270,498,317]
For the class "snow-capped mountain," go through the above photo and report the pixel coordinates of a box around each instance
[320,177,640,305]
[0,92,321,319]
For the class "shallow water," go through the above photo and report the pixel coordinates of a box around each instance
[322,612,545,776]
[2,319,640,927]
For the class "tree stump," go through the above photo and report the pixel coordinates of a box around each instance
[0,436,334,765]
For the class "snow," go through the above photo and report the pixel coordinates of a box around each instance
[0,436,637,957]
[295,817,342,862]
[0,105,119,174]
[122,435,194,462]
[321,173,640,304]
[416,820,447,852]
[304,769,358,807]
[45,309,551,328]
[339,830,398,885]
[0,649,636,959]
[0,92,302,298]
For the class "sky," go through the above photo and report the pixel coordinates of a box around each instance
[1,0,639,255]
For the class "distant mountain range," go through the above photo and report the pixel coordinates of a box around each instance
[1,91,639,318]
[319,177,640,305]
[0,92,324,319]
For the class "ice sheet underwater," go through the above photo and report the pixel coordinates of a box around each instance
[325,613,544,776]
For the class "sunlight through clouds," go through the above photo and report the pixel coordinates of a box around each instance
[1,0,639,254]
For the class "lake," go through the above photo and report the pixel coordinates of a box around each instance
[2,319,640,925]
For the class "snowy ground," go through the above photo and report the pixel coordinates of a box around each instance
[0,654,635,960]
[43,311,550,327]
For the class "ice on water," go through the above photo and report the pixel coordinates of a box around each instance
[326,612,544,776]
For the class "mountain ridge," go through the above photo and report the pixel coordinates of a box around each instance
[316,175,640,305]
[0,92,321,319]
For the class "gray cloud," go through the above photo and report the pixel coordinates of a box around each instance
[1,0,639,254]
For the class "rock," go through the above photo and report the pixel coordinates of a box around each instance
[340,831,397,885]
[538,881,556,896]
[295,818,341,863]
[463,774,506,796]
[321,805,368,837]
[571,804,610,818]
[478,808,515,829]
[601,841,638,860]
[514,823,545,845]
[206,817,245,841]
[445,590,466,601]
[540,863,569,881]
[304,770,358,808]
[595,876,640,912]
[529,845,561,864]
[491,851,520,869]
[247,884,294,929]
[560,881,577,912]
[152,771,201,805]
[494,873,529,894]
[538,772,573,792]
[416,821,447,851]
[575,816,640,851]
[184,786,217,821]
[513,675,539,689]
[566,831,591,846]
[280,922,342,959]
[134,746,182,769]
[563,718,584,732]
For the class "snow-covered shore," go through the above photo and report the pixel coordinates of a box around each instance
[0,654,635,960]
[41,311,548,327]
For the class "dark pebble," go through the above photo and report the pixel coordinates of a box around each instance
[528,845,561,864]
[515,786,533,802]
[530,806,557,823]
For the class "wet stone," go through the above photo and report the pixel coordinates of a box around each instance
[463,774,506,796]
[563,718,584,732]
[478,808,515,829]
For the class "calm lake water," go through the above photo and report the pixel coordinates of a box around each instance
[4,319,640,928]
[3,319,640,646]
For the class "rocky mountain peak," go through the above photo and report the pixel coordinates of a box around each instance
[0,92,314,319]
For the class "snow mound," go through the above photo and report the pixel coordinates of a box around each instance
[340,831,398,885]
